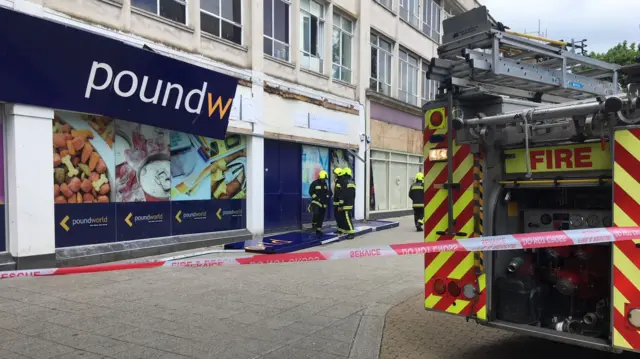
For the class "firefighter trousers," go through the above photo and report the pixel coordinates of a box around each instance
[413,207,424,229]
[311,204,326,230]
[336,208,354,234]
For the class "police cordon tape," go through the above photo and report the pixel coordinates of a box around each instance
[2,227,640,280]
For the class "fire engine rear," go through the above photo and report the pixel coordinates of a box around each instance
[422,6,640,353]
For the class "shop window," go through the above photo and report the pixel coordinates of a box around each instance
[332,12,353,83]
[370,33,393,96]
[264,0,291,61]
[201,0,243,45]
[399,49,419,106]
[370,150,423,212]
[131,0,187,25]
[300,0,325,73]
[53,111,247,248]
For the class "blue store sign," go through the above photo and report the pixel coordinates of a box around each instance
[0,8,238,139]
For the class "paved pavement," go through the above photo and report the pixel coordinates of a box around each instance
[0,216,425,359]
[379,291,639,359]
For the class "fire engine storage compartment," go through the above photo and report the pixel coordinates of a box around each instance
[491,184,613,344]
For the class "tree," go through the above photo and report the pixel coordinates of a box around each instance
[588,41,640,87]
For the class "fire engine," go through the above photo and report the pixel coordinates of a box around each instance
[422,6,640,353]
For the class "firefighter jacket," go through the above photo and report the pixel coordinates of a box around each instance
[309,178,329,208]
[341,178,356,210]
[409,180,424,207]
[333,176,346,207]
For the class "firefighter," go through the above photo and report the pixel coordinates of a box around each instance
[340,167,356,239]
[409,172,425,231]
[332,168,344,234]
[309,170,329,235]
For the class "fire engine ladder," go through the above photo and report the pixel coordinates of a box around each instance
[427,6,621,104]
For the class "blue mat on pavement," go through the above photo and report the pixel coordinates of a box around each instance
[224,220,399,254]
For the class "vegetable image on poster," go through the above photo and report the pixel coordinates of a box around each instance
[302,145,329,199]
[170,133,247,201]
[52,112,115,204]
[115,120,170,202]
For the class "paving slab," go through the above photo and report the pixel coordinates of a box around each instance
[0,216,421,359]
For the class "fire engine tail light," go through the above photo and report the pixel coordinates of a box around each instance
[463,284,477,299]
[628,308,640,328]
[433,279,446,295]
[447,281,461,297]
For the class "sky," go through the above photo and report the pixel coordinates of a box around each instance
[480,0,640,53]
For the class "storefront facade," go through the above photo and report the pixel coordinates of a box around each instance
[366,94,424,219]
[0,3,365,269]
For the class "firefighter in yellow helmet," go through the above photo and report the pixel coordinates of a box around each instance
[309,170,329,235]
[332,168,344,234]
[336,167,356,239]
[409,172,425,231]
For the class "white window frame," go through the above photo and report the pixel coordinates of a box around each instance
[421,60,438,104]
[398,49,419,106]
[131,0,188,25]
[399,0,420,28]
[421,0,441,42]
[200,0,243,45]
[370,150,423,212]
[264,0,292,62]
[300,0,325,73]
[332,11,353,83]
[370,33,393,96]
[374,0,393,10]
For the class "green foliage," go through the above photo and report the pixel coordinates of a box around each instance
[587,41,640,87]
[588,41,639,67]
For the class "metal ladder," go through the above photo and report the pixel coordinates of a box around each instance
[427,6,621,104]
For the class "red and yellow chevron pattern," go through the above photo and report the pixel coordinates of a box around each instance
[613,128,640,351]
[423,109,486,319]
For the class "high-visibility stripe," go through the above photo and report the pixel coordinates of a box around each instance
[613,128,640,351]
[422,123,486,319]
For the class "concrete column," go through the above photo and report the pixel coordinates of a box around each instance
[250,0,264,70]
[355,103,366,221]
[189,0,202,52]
[4,104,56,269]
[291,0,301,71]
[246,71,266,238]
[120,0,132,32]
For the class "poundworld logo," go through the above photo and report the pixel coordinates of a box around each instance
[60,215,109,232]
[84,61,233,119]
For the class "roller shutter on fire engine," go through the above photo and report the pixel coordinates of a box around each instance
[503,143,612,174]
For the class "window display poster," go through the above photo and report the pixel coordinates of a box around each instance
[330,149,355,181]
[115,120,170,202]
[53,112,115,205]
[53,112,247,248]
[170,132,247,201]
[302,145,329,199]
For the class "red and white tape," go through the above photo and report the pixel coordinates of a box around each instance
[2,227,640,280]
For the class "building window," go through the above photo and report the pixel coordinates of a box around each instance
[264,0,291,61]
[370,151,423,212]
[332,12,353,83]
[421,61,438,104]
[370,33,393,96]
[131,0,187,24]
[200,0,242,45]
[374,0,393,9]
[300,0,324,73]
[398,49,419,106]
[422,0,441,42]
[399,0,420,28]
